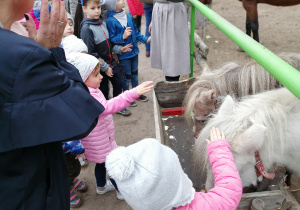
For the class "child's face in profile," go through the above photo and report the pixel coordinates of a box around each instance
[63,19,74,38]
[115,0,125,12]
[85,63,103,88]
[83,1,101,20]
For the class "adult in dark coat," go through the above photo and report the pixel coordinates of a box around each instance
[0,0,104,209]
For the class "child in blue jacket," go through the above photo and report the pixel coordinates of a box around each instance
[105,0,151,107]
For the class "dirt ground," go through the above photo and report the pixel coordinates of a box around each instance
[74,1,300,209]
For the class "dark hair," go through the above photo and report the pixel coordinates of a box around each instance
[74,0,83,38]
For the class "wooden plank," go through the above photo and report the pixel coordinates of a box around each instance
[188,23,209,58]
[194,51,211,73]
[251,198,265,210]
[278,182,300,210]
[238,191,285,210]
[154,78,197,108]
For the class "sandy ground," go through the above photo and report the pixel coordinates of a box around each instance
[73,1,300,209]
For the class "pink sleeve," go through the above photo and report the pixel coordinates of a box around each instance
[91,88,139,115]
[178,140,242,210]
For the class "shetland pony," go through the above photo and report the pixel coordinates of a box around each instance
[183,52,300,138]
[194,88,300,190]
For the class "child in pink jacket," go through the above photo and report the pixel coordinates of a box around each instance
[106,127,243,209]
[67,52,153,200]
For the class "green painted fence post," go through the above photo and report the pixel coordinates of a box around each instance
[187,0,300,99]
[190,5,195,78]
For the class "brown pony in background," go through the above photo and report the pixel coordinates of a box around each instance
[239,0,300,42]
[183,52,300,138]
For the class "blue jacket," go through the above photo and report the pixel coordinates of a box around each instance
[0,28,104,152]
[106,11,149,60]
[62,140,85,155]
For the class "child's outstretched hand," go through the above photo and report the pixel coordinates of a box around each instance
[146,36,151,43]
[135,81,154,96]
[123,27,132,40]
[206,127,225,144]
[121,44,133,53]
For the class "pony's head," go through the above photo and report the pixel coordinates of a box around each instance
[183,62,241,138]
[195,95,268,190]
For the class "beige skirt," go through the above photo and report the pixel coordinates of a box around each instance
[150,0,190,77]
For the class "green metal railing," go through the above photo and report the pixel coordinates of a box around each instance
[188,0,300,99]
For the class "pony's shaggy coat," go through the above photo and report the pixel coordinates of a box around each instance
[195,88,300,189]
[184,53,300,137]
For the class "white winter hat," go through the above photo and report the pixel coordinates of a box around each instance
[66,52,99,81]
[106,138,195,210]
[62,35,88,55]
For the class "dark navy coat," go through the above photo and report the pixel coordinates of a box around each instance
[0,28,105,153]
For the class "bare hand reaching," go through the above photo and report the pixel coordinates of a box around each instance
[25,0,67,49]
[123,27,132,40]
[206,127,225,144]
[135,81,154,96]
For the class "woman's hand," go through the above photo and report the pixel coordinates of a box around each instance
[135,81,154,96]
[206,127,225,144]
[25,0,67,49]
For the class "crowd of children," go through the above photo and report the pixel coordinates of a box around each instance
[0,0,244,209]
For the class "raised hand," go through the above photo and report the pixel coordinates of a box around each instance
[206,127,225,144]
[135,81,154,96]
[123,27,132,40]
[25,0,67,49]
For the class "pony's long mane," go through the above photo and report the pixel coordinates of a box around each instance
[195,88,299,173]
[184,53,300,117]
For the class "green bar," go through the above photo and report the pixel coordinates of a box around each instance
[188,0,300,99]
[190,5,195,78]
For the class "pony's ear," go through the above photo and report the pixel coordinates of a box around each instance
[233,124,267,154]
[200,89,216,104]
[217,95,234,115]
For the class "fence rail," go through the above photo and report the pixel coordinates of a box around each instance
[188,0,300,99]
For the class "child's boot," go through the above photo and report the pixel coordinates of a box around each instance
[72,177,88,192]
[70,187,82,208]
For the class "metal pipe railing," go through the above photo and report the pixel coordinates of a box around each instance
[188,0,300,99]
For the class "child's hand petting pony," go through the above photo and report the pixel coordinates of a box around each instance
[135,81,154,96]
[206,127,225,144]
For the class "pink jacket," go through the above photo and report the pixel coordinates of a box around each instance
[81,87,139,163]
[176,140,242,210]
[126,0,144,16]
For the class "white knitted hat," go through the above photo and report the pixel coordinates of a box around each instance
[62,35,88,55]
[106,138,195,210]
[66,52,99,82]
